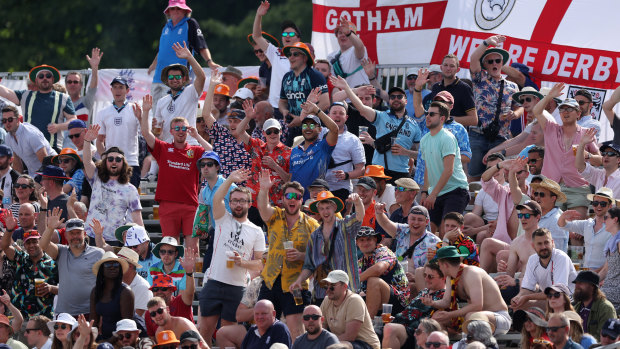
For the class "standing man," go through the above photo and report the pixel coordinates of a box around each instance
[2,105,56,174]
[198,169,265,344]
[420,102,470,232]
[95,77,142,188]
[327,17,369,88]
[0,145,19,209]
[39,211,104,319]
[572,271,617,340]
[0,64,76,150]
[573,89,601,139]
[82,125,143,245]
[257,171,319,339]
[469,35,519,180]
[148,238,188,292]
[39,166,70,221]
[240,300,292,349]
[334,76,422,181]
[66,120,96,159]
[291,305,339,349]
[65,48,103,126]
[137,95,211,251]
[546,313,584,349]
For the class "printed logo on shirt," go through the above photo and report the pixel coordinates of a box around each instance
[186,149,194,158]
[164,28,169,35]
[114,117,122,126]
[167,160,192,171]
[168,148,174,152]
[167,102,175,113]
[178,28,183,35]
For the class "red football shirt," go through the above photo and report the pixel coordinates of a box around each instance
[149,139,204,206]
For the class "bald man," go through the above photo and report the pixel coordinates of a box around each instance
[292,305,339,349]
[241,300,292,349]
[426,331,450,349]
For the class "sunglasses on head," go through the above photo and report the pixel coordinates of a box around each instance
[254,49,264,54]
[1,117,15,124]
[181,345,197,349]
[517,213,533,219]
[54,323,70,330]
[602,151,619,157]
[520,96,534,103]
[389,94,405,100]
[547,291,562,299]
[151,287,170,292]
[107,156,123,163]
[301,123,317,130]
[168,75,183,80]
[406,75,418,80]
[68,133,82,139]
[103,262,120,269]
[38,73,53,79]
[66,80,80,85]
[14,183,31,189]
[173,126,188,132]
[546,326,564,333]
[265,128,280,135]
[282,32,297,37]
[199,161,216,168]
[395,186,413,192]
[425,342,445,348]
[285,192,302,200]
[487,58,502,65]
[159,249,177,255]
[303,314,321,321]
[149,308,165,318]
[533,191,546,198]
[592,200,609,207]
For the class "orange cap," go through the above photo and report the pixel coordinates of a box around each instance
[214,84,231,97]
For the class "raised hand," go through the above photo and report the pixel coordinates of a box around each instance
[306,87,321,104]
[300,100,320,116]
[84,124,100,142]
[549,83,565,99]
[229,168,252,183]
[347,192,362,205]
[77,314,94,338]
[338,15,356,35]
[485,35,506,47]
[142,94,153,112]
[46,207,65,230]
[172,41,192,60]
[374,202,387,214]
[2,210,17,232]
[561,210,582,222]
[0,290,10,306]
[259,168,273,190]
[210,68,222,85]
[330,75,349,91]
[361,58,377,79]
[509,156,528,173]
[242,99,256,119]
[86,47,103,69]
[257,1,270,16]
[89,218,104,237]
[37,187,48,208]
[68,188,77,209]
[415,68,430,91]
[179,247,197,273]
[579,127,596,146]
[187,126,198,139]
[356,84,376,98]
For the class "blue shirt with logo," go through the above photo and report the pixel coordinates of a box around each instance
[290,138,335,201]
[372,111,422,173]
[280,66,328,118]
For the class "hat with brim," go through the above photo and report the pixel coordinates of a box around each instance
[540,87,563,104]
[117,247,143,269]
[586,187,617,205]
[164,0,191,14]
[161,64,189,86]
[29,65,61,83]
[23,230,41,242]
[321,270,349,284]
[480,48,510,67]
[238,76,259,89]
[356,226,382,243]
[47,313,77,334]
[512,87,544,104]
[531,178,567,203]
[214,84,231,98]
[153,236,184,258]
[572,270,600,286]
[37,165,71,180]
[282,42,314,67]
[247,32,281,48]
[92,251,129,276]
[558,98,579,109]
[309,190,344,214]
[150,274,178,292]
[462,312,495,334]
[115,223,139,243]
[363,165,392,180]
[113,319,140,336]
[309,178,329,190]
[222,66,243,80]
[155,330,180,347]
[52,148,83,168]
[388,86,406,96]
[599,141,620,155]
[435,246,468,259]
[544,283,571,296]
[395,178,420,191]
[512,307,548,332]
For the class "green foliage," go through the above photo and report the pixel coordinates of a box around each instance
[0,0,312,72]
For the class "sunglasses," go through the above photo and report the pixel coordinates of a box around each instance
[149,308,165,318]
[254,49,263,54]
[38,73,53,79]
[425,342,445,348]
[282,32,297,37]
[528,158,538,164]
[66,80,81,85]
[103,262,120,269]
[423,273,436,279]
[265,128,280,135]
[285,192,302,200]
[303,314,321,321]
[518,213,533,219]
[602,151,619,157]
[231,199,249,205]
[559,107,577,113]
[173,126,188,132]
[159,346,176,349]
[68,133,82,139]
[106,156,123,163]
[301,123,317,130]
[547,291,562,299]
[406,75,418,80]
[533,191,546,198]
[577,100,590,105]
[58,158,73,164]
[288,52,303,58]
[151,287,170,292]
[546,326,564,332]
[159,249,177,255]
[54,324,70,330]
[486,58,502,65]
[395,186,413,192]
[199,161,216,168]
[14,183,31,189]
[118,333,134,339]
[427,111,439,117]
[168,75,183,80]
[181,345,197,349]
[1,117,16,124]
[389,94,405,100]
[24,328,40,333]
[592,201,609,207]
[520,96,534,103]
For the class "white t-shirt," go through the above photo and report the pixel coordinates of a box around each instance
[130,273,154,317]
[327,45,370,88]
[155,84,200,145]
[205,211,266,287]
[521,248,577,294]
[376,184,397,211]
[5,122,56,174]
[265,43,292,108]
[474,187,501,221]
[96,103,140,166]
[325,130,366,192]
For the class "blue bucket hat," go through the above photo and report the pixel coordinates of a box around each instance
[197,151,220,169]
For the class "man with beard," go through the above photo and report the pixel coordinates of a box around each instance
[2,105,56,174]
[571,271,617,340]
[112,319,153,349]
[0,145,19,209]
[81,125,143,246]
[0,64,76,150]
[257,172,319,339]
[573,89,601,139]
[138,96,211,252]
[334,76,422,181]
[289,100,339,201]
[0,213,57,320]
[240,300,292,349]
[40,210,104,319]
[147,296,205,344]
[577,136,620,198]
[145,273,195,337]
[198,169,265,345]
[292,305,339,349]
[511,228,577,310]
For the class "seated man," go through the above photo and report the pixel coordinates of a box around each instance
[240,300,291,349]
[510,228,577,310]
[320,270,380,349]
[546,313,584,349]
[215,276,263,349]
[389,177,420,225]
[382,261,446,349]
[356,226,409,317]
[424,246,512,336]
[148,296,205,344]
[571,271,617,341]
[144,271,195,336]
[428,212,479,267]
[291,305,339,349]
[599,319,620,346]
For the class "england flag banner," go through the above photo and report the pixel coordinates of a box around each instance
[312,0,620,90]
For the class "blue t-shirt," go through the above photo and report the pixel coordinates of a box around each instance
[14,90,75,148]
[200,175,236,229]
[371,111,421,173]
[420,128,469,196]
[290,138,335,201]
[154,18,190,84]
[241,320,291,349]
[280,66,328,118]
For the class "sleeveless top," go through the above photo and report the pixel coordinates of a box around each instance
[95,282,130,340]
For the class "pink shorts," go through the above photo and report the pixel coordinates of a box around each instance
[159,201,196,238]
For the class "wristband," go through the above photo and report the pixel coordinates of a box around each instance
[483,40,489,47]
[186,272,193,277]
[346,31,355,37]
[496,163,501,170]
[414,88,422,93]
[369,76,376,81]
[40,208,48,212]
[501,149,506,156]
[205,59,212,65]
[345,172,350,180]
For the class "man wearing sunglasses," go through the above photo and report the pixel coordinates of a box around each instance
[24,315,52,349]
[147,296,206,346]
[1,105,56,174]
[573,89,601,139]
[547,313,583,349]
[113,319,151,349]
[0,64,77,151]
[148,237,190,292]
[576,139,620,199]
[423,331,450,349]
[0,145,19,209]
[469,35,520,181]
[145,274,194,338]
[292,305,339,348]
[558,188,614,271]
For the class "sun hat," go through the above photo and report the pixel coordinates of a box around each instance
[530,178,567,203]
[512,307,548,332]
[309,190,344,214]
[150,274,177,292]
[435,246,468,259]
[29,64,61,83]
[117,247,143,269]
[163,0,192,14]
[363,165,392,180]
[238,76,259,89]
[37,165,71,180]
[214,84,231,97]
[282,42,315,67]
[92,251,129,276]
[480,48,509,67]
[512,86,544,104]
[52,148,83,167]
[113,319,140,336]
[153,236,184,259]
[160,64,189,87]
[155,330,180,347]
[47,313,77,334]
[586,187,617,205]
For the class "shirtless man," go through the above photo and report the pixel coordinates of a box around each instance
[423,246,512,335]
[147,297,208,346]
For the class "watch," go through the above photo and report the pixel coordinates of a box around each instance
[483,40,489,47]
[186,272,194,277]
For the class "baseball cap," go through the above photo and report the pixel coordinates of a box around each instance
[309,178,329,190]
[302,114,321,125]
[232,87,254,100]
[124,225,150,247]
[226,109,245,120]
[515,200,542,215]
[179,330,201,343]
[559,98,579,109]
[602,319,620,339]
[544,283,571,296]
[356,177,377,190]
[433,91,454,105]
[572,270,600,286]
[110,76,129,87]
[68,119,87,130]
[406,67,419,77]
[0,145,12,157]
[388,86,406,96]
[65,218,85,231]
[322,270,349,285]
[409,205,430,219]
[263,118,281,131]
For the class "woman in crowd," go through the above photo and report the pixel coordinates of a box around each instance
[8,174,39,221]
[544,284,574,316]
[456,319,498,349]
[0,290,21,334]
[89,252,134,341]
[563,310,597,348]
[513,307,549,349]
[49,314,77,349]
[601,206,620,312]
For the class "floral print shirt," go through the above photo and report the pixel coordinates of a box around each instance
[471,70,518,139]
[11,250,58,319]
[359,244,410,307]
[393,288,445,335]
[244,138,291,207]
